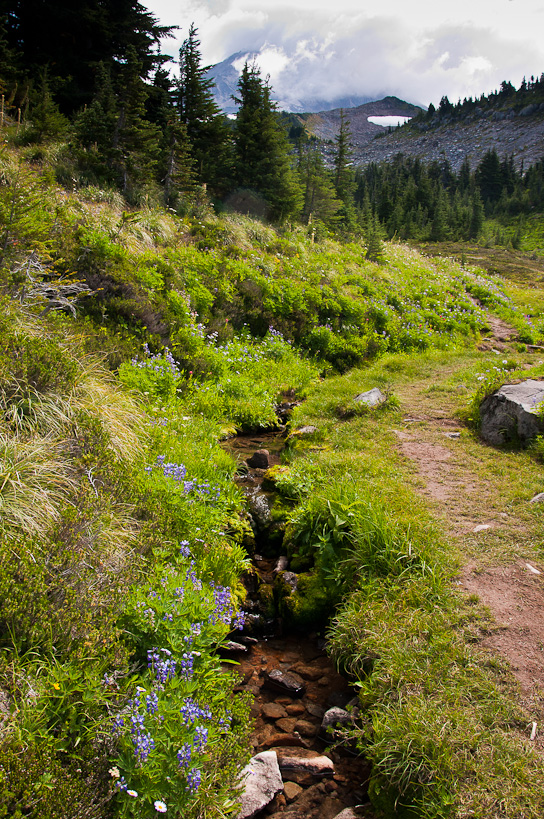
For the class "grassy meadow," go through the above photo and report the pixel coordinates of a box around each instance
[1,141,544,818]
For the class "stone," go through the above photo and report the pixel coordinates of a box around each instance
[264,669,306,698]
[354,387,385,407]
[294,719,318,737]
[305,703,326,719]
[321,707,354,740]
[276,717,297,733]
[479,379,544,446]
[219,641,248,656]
[294,425,318,436]
[530,492,544,503]
[276,571,298,593]
[331,811,359,819]
[276,750,335,786]
[285,703,306,716]
[290,663,324,681]
[247,449,270,469]
[472,524,491,533]
[284,781,303,802]
[236,751,283,819]
[261,733,310,750]
[273,555,289,575]
[262,702,288,720]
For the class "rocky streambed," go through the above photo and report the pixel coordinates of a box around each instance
[221,424,374,819]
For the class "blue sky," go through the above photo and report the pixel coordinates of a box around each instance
[146,0,544,109]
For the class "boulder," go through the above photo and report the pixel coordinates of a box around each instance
[247,449,270,469]
[354,387,385,407]
[236,751,284,819]
[331,811,359,819]
[480,380,544,446]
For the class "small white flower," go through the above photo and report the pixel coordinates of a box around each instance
[154,800,167,813]
[127,790,138,797]
[109,767,120,779]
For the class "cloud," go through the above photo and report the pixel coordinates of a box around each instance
[149,0,544,109]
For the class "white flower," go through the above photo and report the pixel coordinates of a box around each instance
[127,790,138,798]
[154,800,167,813]
[109,767,120,779]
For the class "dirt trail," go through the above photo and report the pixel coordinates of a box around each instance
[393,321,544,702]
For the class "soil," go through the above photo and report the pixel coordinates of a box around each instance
[393,316,544,704]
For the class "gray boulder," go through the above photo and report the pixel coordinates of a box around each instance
[247,449,270,469]
[480,380,544,446]
[236,751,283,819]
[354,387,385,407]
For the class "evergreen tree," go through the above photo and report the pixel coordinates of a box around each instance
[298,142,341,230]
[176,24,233,195]
[112,46,161,197]
[333,109,357,230]
[25,67,69,142]
[233,62,301,221]
[0,0,174,114]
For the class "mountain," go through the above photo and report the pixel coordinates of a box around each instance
[206,52,378,115]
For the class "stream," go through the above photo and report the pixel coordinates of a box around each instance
[221,427,374,819]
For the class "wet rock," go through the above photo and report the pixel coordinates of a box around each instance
[261,733,311,750]
[264,669,306,697]
[219,640,248,656]
[273,555,289,575]
[262,702,288,720]
[320,708,354,741]
[236,751,283,819]
[275,748,335,785]
[290,663,324,681]
[285,703,306,716]
[354,387,385,407]
[294,719,318,737]
[276,571,298,594]
[276,717,298,733]
[305,703,326,719]
[247,449,270,469]
[480,379,544,446]
[284,781,303,802]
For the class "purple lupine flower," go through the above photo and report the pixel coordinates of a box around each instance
[177,743,192,768]
[193,725,208,752]
[186,768,201,793]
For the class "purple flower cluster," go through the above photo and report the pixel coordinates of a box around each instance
[210,583,234,626]
[148,648,177,685]
[177,743,192,767]
[179,540,191,558]
[187,768,201,793]
[145,458,221,500]
[132,345,181,377]
[180,698,212,727]
[180,652,194,680]
[127,692,156,763]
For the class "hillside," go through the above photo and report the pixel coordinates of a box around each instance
[307,76,544,172]
[1,137,544,818]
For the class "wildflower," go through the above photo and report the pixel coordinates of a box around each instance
[154,800,167,812]
[127,790,138,797]
[109,767,120,779]
[187,768,201,793]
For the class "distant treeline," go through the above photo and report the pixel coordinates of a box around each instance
[411,74,544,129]
[354,151,544,244]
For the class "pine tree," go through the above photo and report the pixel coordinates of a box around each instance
[333,109,357,231]
[298,142,341,231]
[112,46,161,197]
[176,24,233,196]
[233,62,301,221]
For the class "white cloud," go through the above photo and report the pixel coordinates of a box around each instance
[147,0,544,108]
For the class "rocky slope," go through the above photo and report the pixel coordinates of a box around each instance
[315,103,544,171]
